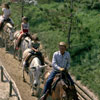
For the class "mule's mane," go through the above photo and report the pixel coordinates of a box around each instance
[31,57,41,67]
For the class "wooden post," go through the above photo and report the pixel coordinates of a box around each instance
[67,0,73,48]
[21,0,24,18]
[1,66,3,82]
[9,80,13,97]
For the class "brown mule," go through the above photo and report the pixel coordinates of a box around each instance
[41,71,79,100]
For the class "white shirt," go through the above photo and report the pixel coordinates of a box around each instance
[52,51,70,71]
[2,8,11,19]
[22,22,29,30]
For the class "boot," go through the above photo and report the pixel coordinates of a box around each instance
[39,94,47,100]
[40,90,49,100]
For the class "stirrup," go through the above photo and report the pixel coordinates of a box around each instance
[69,85,74,89]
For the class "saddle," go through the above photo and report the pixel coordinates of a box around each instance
[52,72,70,91]
[45,72,71,95]
[24,55,36,68]
[27,55,35,66]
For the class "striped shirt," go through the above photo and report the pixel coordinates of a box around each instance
[52,51,70,71]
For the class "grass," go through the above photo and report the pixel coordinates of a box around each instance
[1,1,100,98]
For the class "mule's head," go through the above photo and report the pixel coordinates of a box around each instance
[61,80,74,100]
[4,23,16,40]
[29,57,46,89]
[30,66,40,87]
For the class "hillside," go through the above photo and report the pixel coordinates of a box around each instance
[1,0,100,99]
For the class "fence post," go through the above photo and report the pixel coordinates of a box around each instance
[9,80,13,97]
[1,66,3,82]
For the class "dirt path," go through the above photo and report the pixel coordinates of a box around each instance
[0,35,98,100]
[0,38,38,100]
[0,61,18,100]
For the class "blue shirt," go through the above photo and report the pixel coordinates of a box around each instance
[52,51,70,71]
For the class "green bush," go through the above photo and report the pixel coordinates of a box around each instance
[1,1,100,98]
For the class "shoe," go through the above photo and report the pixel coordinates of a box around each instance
[40,94,46,100]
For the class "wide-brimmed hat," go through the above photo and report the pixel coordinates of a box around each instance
[59,42,67,48]
[22,16,28,22]
[32,35,39,41]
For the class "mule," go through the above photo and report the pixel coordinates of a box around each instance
[22,48,45,96]
[13,30,31,60]
[43,71,79,100]
[0,22,15,50]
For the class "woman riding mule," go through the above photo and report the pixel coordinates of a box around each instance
[15,16,32,50]
[0,3,14,30]
[23,35,44,67]
[40,42,79,100]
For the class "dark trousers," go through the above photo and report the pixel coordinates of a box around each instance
[43,70,74,94]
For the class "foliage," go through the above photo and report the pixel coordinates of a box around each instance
[1,0,100,98]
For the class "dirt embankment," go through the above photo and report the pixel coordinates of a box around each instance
[0,37,38,100]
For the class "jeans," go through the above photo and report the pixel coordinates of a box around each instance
[43,70,74,94]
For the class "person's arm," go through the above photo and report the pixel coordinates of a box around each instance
[21,23,23,33]
[31,47,38,52]
[66,52,70,70]
[2,8,4,16]
[52,52,61,71]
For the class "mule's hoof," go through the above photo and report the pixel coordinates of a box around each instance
[31,92,34,96]
[19,58,22,62]
[13,56,15,58]
[31,90,34,96]
[23,78,26,82]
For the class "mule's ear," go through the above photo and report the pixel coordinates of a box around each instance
[14,25,18,30]
[44,64,48,68]
[40,65,45,69]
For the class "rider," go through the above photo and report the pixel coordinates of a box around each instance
[0,3,11,29]
[23,35,44,67]
[16,16,32,50]
[40,42,75,100]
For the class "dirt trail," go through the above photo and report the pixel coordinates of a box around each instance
[0,37,38,100]
[0,36,98,100]
[0,62,18,100]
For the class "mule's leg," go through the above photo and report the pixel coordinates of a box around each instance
[36,81,40,97]
[1,31,4,47]
[13,40,17,58]
[29,69,33,87]
[22,67,25,82]
[29,69,35,96]
[19,48,22,61]
[5,35,7,51]
[14,49,16,58]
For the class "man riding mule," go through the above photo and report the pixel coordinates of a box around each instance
[0,3,14,30]
[40,42,79,100]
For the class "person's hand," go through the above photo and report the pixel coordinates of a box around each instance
[35,49,39,52]
[59,68,64,71]
[65,69,68,73]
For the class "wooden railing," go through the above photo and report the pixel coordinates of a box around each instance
[0,65,22,100]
